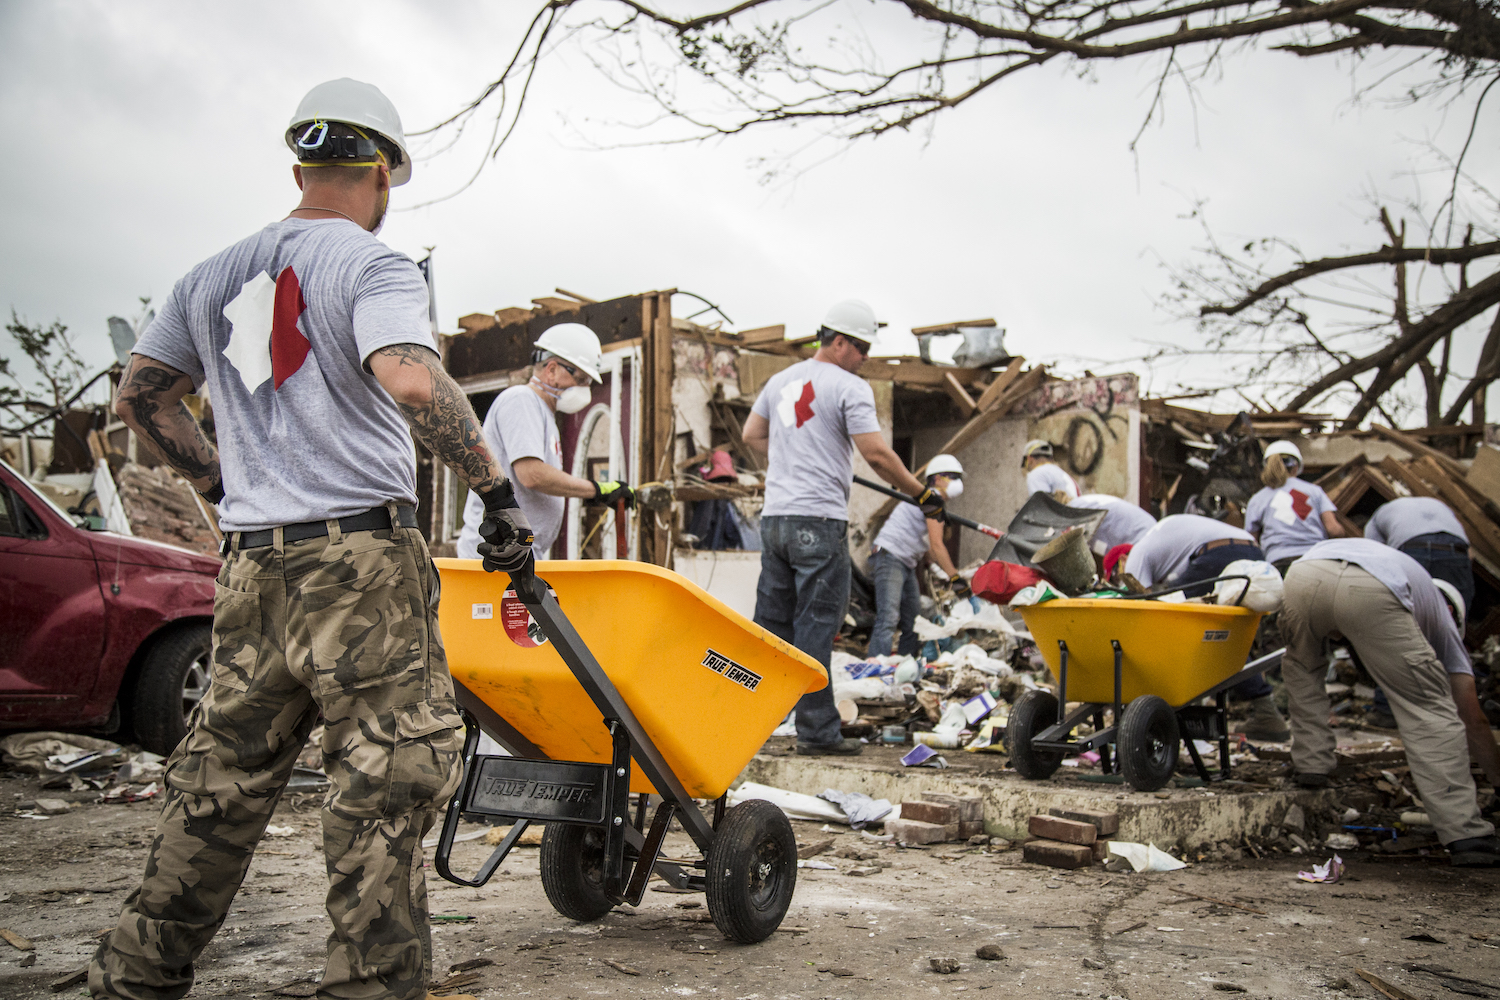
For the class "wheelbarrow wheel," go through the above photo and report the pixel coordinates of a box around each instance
[1119,695,1180,792]
[705,799,797,944]
[1007,689,1064,780]
[539,823,616,922]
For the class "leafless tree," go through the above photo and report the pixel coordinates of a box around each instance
[425,0,1500,424]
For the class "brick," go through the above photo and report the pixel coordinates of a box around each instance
[1047,807,1119,836]
[1022,838,1093,870]
[1028,815,1098,845]
[901,800,959,826]
[926,792,983,822]
[885,818,959,845]
[1092,839,1110,861]
[959,821,985,839]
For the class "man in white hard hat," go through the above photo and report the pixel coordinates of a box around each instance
[743,300,944,755]
[1021,439,1080,500]
[457,323,633,560]
[90,79,523,1000]
[1280,538,1499,866]
[868,454,967,657]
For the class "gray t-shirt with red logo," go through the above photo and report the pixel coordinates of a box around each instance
[456,384,564,560]
[135,218,434,532]
[751,358,882,519]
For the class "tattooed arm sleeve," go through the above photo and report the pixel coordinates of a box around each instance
[368,343,504,496]
[114,354,222,493]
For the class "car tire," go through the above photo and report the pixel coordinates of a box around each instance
[131,624,212,757]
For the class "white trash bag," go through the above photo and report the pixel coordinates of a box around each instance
[1213,559,1284,613]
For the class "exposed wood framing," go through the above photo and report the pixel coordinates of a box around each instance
[643,291,675,565]
[941,372,977,416]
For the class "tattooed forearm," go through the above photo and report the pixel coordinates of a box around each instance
[115,356,221,491]
[373,344,504,495]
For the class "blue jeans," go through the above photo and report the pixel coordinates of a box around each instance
[867,548,920,659]
[754,516,850,746]
[1183,541,1273,700]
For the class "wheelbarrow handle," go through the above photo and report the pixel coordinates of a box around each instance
[852,475,1005,539]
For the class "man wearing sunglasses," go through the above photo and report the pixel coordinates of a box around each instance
[457,322,633,561]
[743,300,944,755]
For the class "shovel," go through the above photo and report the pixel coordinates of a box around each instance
[852,475,1006,540]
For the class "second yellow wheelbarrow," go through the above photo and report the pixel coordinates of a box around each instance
[1012,575,1285,791]
[429,557,827,943]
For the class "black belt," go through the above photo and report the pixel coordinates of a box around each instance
[1191,537,1256,559]
[1401,540,1468,555]
[227,506,416,552]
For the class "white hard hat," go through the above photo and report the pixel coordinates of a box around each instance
[1432,579,1466,631]
[1021,439,1053,465]
[926,454,964,478]
[534,323,603,383]
[820,300,879,344]
[287,79,412,186]
[1264,440,1303,464]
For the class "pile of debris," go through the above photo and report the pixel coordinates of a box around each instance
[114,463,220,555]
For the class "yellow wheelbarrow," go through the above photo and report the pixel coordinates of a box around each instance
[1012,575,1284,791]
[430,557,827,943]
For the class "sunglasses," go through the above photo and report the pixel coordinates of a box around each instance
[844,335,871,357]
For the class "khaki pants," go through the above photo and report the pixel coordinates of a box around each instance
[91,512,464,1000]
[1281,559,1492,846]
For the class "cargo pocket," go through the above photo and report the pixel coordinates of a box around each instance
[302,561,424,698]
[388,702,464,815]
[211,582,261,693]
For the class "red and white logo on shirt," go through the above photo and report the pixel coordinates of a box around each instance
[776,378,816,428]
[1271,488,1313,524]
[222,267,312,393]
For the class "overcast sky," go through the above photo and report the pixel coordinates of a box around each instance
[1,1,1491,419]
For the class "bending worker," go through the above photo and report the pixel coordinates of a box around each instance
[1281,538,1498,866]
[743,299,944,756]
[1125,513,1290,741]
[1022,439,1080,500]
[868,454,967,658]
[457,323,633,560]
[1244,440,1343,574]
[1071,492,1156,567]
[93,79,529,1000]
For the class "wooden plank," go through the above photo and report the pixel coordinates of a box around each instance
[649,291,675,565]
[1409,457,1500,563]
[737,324,786,345]
[854,359,984,386]
[973,357,1024,413]
[554,287,597,304]
[1371,425,1468,480]
[910,318,998,335]
[1469,445,1500,508]
[941,372,977,416]
[530,296,583,314]
[1313,453,1367,489]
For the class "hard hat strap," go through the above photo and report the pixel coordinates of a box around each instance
[295,120,385,165]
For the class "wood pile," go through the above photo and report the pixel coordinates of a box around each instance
[1139,399,1332,437]
[114,463,220,555]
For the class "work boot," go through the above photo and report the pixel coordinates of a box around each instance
[1293,772,1330,789]
[1445,835,1500,867]
[796,738,863,756]
[1239,695,1290,742]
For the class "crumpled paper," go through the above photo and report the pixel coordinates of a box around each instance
[1108,841,1188,872]
[817,789,893,829]
[1297,854,1344,883]
[913,600,1017,640]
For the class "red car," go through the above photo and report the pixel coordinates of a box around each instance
[0,459,218,756]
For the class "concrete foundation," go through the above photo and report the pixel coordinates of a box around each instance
[741,751,1342,851]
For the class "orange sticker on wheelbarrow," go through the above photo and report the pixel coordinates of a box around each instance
[501,590,548,648]
[701,648,761,691]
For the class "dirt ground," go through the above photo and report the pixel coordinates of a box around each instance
[3,770,1498,1000]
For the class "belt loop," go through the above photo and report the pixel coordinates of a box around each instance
[327,517,344,545]
[386,501,404,539]
[273,525,284,555]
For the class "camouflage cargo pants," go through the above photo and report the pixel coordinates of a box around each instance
[91,507,464,1000]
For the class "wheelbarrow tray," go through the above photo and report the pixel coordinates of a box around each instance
[1017,598,1263,707]
[436,558,827,799]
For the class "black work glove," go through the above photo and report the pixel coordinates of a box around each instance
[476,481,534,574]
[949,574,972,598]
[915,486,946,520]
[585,480,635,508]
[199,479,225,504]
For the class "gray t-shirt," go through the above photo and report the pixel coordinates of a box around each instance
[1027,462,1079,500]
[751,358,881,519]
[1364,497,1468,551]
[135,218,433,532]
[1244,477,1336,563]
[873,503,930,568]
[456,384,563,560]
[1073,494,1157,555]
[1299,538,1471,675]
[1125,514,1255,588]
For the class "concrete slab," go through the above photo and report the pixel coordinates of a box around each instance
[742,747,1342,851]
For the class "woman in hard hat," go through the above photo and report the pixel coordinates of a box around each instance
[1244,441,1344,575]
[867,455,967,657]
[1021,439,1080,500]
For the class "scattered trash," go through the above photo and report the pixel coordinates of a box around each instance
[0,732,122,774]
[100,782,158,804]
[729,782,848,824]
[0,928,35,951]
[975,944,1006,961]
[797,859,836,870]
[603,959,641,976]
[1399,810,1432,826]
[817,789,892,828]
[264,825,295,838]
[1107,841,1187,872]
[929,957,962,974]
[1297,854,1344,883]
[797,837,835,859]
[1325,832,1359,850]
[900,744,947,768]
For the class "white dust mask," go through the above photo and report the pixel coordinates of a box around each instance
[556,386,592,414]
[943,478,964,500]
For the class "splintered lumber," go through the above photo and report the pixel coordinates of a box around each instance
[1371,425,1468,480]
[973,357,1025,413]
[737,324,786,345]
[942,372,977,415]
[910,318,998,335]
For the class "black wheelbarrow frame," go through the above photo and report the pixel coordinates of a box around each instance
[430,562,798,944]
[1008,574,1285,791]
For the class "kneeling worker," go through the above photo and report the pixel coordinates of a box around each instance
[868,454,967,658]
[457,323,633,560]
[1022,439,1079,501]
[1281,538,1498,866]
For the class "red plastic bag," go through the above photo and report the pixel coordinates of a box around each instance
[971,560,1047,605]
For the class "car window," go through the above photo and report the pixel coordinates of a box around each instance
[1,458,83,528]
[0,488,17,537]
